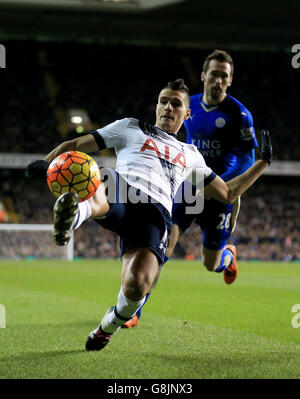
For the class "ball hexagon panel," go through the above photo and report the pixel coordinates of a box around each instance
[47,151,101,202]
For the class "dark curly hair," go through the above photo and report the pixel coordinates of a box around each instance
[163,78,190,106]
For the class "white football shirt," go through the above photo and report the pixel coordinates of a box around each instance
[95,117,215,214]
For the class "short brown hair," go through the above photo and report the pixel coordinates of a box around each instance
[163,78,190,106]
[203,50,234,76]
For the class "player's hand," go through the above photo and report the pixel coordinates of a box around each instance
[26,160,49,180]
[259,130,272,165]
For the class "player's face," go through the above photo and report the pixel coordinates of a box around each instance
[155,89,191,134]
[201,60,232,103]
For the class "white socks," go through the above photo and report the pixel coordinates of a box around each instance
[73,201,92,230]
[116,286,145,318]
[101,287,145,333]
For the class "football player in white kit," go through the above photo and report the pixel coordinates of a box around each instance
[27,79,272,351]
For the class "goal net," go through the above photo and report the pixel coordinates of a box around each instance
[0,224,74,261]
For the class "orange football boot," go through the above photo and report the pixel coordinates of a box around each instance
[122,314,139,329]
[223,244,238,285]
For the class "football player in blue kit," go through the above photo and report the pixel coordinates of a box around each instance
[169,49,258,280]
[124,50,259,328]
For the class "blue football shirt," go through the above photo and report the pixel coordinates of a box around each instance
[184,93,258,177]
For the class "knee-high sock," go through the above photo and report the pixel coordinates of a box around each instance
[101,286,145,333]
[73,201,92,230]
[215,248,233,273]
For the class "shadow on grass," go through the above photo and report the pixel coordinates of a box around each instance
[6,319,100,330]
[0,348,91,378]
[1,348,87,362]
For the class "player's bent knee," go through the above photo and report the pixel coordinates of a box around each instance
[201,247,223,272]
[123,279,149,301]
[202,260,216,272]
[165,246,173,257]
[202,256,220,272]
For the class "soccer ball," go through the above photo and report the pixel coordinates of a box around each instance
[47,151,101,202]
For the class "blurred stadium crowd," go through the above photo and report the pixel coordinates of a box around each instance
[0,41,299,261]
[1,173,299,262]
[179,179,300,262]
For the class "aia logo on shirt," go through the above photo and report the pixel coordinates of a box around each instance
[140,138,186,171]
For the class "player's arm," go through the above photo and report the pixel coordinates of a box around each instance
[26,133,105,180]
[205,130,272,204]
[44,134,101,163]
[26,118,129,180]
[205,159,267,204]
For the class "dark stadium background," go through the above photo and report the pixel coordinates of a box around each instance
[0,0,299,261]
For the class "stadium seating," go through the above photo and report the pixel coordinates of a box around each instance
[1,41,299,159]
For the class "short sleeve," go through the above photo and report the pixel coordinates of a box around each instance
[238,109,258,149]
[95,118,130,149]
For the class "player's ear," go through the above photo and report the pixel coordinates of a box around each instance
[184,108,191,120]
[227,76,233,87]
[201,71,205,82]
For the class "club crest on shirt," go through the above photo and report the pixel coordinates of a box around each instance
[215,117,226,128]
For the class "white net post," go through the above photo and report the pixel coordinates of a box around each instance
[68,228,74,261]
[0,224,74,261]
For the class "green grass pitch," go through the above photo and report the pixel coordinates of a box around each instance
[0,259,299,379]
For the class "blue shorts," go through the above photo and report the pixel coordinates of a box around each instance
[172,195,233,251]
[94,169,171,265]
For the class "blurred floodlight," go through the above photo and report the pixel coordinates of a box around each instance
[68,109,90,124]
[68,109,91,132]
[71,116,83,124]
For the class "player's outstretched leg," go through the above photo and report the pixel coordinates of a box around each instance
[52,182,109,246]
[52,191,79,246]
[223,244,238,285]
[202,245,238,284]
